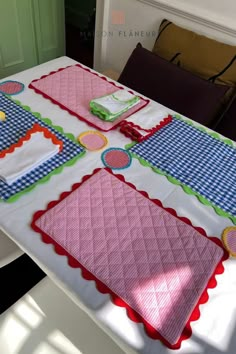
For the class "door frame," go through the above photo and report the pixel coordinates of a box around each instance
[93,0,110,72]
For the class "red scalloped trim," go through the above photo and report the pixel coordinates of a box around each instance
[31,168,228,350]
[120,115,172,142]
[0,123,63,158]
[120,114,172,132]
[29,64,150,132]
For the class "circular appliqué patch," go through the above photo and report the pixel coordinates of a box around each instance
[0,111,6,121]
[0,81,25,95]
[101,148,132,170]
[222,226,236,257]
[78,131,108,151]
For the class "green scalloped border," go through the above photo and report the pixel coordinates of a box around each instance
[126,116,236,224]
[1,98,86,203]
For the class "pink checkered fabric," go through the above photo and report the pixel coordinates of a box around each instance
[30,65,147,131]
[35,169,223,345]
[225,230,236,252]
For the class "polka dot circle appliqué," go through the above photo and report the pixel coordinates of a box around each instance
[101,148,132,170]
[0,81,25,95]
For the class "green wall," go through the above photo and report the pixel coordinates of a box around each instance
[0,0,65,79]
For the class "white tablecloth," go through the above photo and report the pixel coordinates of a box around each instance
[0,57,235,354]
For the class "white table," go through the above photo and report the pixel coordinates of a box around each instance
[0,57,236,354]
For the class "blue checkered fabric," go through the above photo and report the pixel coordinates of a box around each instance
[130,117,236,217]
[0,94,84,200]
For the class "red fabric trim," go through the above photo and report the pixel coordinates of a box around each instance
[31,167,228,350]
[0,123,63,158]
[120,114,172,132]
[29,64,150,132]
[120,115,172,142]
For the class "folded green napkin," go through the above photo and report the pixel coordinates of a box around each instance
[90,90,140,122]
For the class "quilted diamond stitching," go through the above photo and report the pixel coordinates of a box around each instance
[31,66,147,131]
[36,169,223,345]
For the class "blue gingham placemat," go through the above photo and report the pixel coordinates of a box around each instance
[0,93,84,201]
[130,117,236,218]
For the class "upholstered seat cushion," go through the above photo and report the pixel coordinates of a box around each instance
[153,19,236,86]
[215,98,236,141]
[118,44,230,126]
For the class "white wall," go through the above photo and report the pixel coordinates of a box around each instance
[168,0,236,20]
[94,0,236,74]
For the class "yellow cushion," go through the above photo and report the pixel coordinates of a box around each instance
[153,19,236,86]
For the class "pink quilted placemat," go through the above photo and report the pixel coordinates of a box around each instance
[29,65,149,131]
[32,168,227,349]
